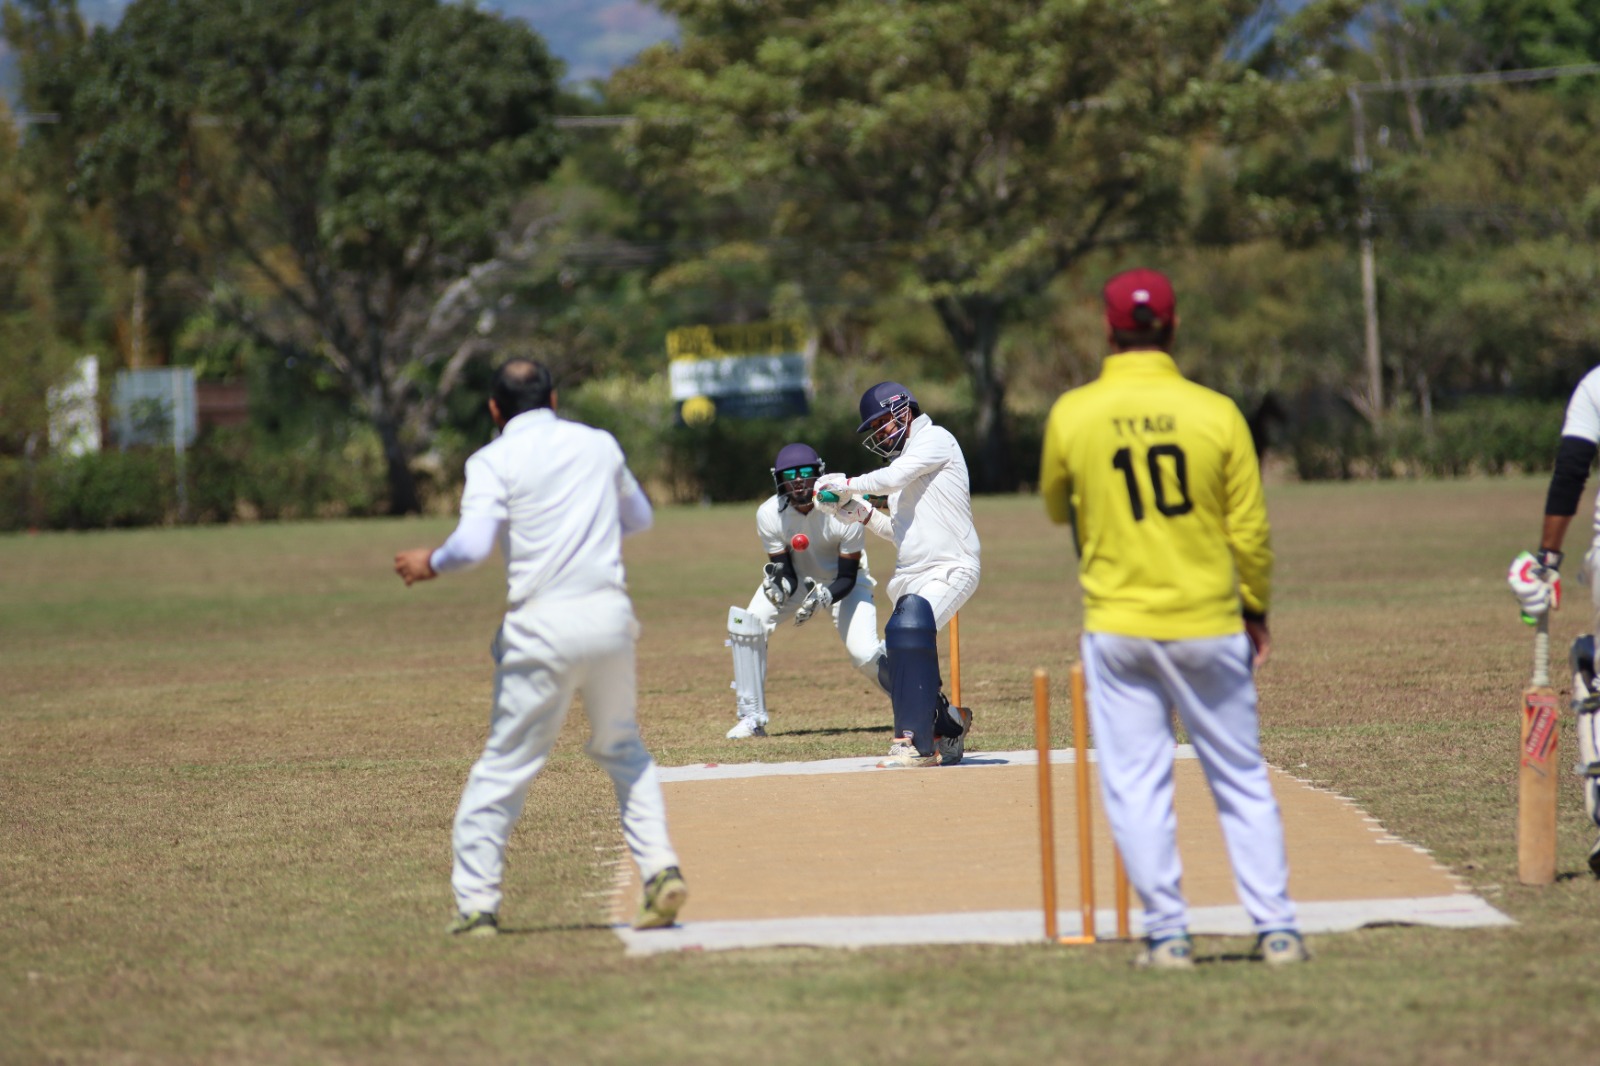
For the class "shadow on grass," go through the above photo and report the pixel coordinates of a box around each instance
[497,922,619,936]
[771,725,893,737]
[1197,951,1263,966]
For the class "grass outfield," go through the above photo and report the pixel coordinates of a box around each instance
[5,477,1600,1064]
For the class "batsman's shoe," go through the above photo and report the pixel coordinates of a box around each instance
[726,715,768,739]
[878,734,939,769]
[634,866,689,930]
[1588,837,1600,879]
[1133,933,1196,970]
[448,910,499,938]
[936,706,974,766]
[1256,929,1310,966]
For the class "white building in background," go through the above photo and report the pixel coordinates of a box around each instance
[47,356,102,457]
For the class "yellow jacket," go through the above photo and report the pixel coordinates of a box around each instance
[1039,350,1271,639]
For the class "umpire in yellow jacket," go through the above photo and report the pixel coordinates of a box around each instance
[1039,268,1306,969]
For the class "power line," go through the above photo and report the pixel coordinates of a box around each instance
[1348,61,1600,415]
[1353,62,1600,94]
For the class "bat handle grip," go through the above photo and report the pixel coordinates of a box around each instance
[1533,613,1551,689]
[817,489,840,503]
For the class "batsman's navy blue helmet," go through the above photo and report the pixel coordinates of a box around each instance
[856,382,919,458]
[772,442,825,509]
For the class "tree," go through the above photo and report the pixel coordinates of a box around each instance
[0,100,75,454]
[616,0,1346,490]
[1428,0,1600,74]
[0,3,111,456]
[21,0,563,512]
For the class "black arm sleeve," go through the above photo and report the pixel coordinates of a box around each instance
[769,552,798,590]
[1546,436,1599,516]
[826,555,860,602]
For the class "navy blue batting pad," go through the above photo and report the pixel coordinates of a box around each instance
[884,594,942,754]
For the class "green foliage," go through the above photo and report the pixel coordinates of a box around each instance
[37,449,172,528]
[21,0,565,512]
[0,426,388,531]
[0,78,91,454]
[185,427,388,523]
[1275,396,1563,481]
[1429,0,1600,73]
[1373,398,1563,478]
[615,0,1353,490]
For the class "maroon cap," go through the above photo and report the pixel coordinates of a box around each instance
[1103,269,1175,331]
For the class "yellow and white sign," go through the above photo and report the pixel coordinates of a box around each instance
[668,321,813,423]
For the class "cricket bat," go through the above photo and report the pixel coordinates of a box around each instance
[1518,613,1560,884]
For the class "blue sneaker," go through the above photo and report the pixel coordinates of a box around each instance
[1134,933,1195,970]
[1257,929,1309,965]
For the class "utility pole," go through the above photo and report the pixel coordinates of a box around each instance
[1349,87,1382,418]
[1348,62,1600,419]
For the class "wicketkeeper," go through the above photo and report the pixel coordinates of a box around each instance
[724,442,885,738]
[1506,363,1600,878]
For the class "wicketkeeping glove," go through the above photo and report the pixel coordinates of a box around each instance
[762,561,797,608]
[1508,550,1562,623]
[793,578,833,626]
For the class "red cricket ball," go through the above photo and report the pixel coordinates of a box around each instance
[790,533,810,552]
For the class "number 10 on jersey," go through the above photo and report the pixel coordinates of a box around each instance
[1111,444,1193,520]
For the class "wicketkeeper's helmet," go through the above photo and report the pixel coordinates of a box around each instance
[857,381,919,459]
[772,442,825,509]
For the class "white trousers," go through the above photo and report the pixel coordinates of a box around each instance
[1081,631,1297,939]
[887,564,980,630]
[743,581,882,684]
[452,589,679,916]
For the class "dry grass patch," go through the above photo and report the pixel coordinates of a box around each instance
[4,480,1600,1063]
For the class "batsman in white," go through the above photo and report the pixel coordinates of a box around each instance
[725,442,884,739]
[394,358,687,936]
[813,382,981,768]
[1505,364,1600,878]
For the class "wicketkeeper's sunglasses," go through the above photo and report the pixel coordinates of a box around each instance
[779,465,819,481]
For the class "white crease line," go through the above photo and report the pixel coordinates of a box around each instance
[614,895,1514,955]
[658,746,1199,783]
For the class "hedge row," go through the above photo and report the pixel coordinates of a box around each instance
[1286,398,1563,480]
[0,427,389,532]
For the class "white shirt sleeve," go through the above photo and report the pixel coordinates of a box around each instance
[848,417,946,496]
[619,483,653,536]
[430,512,503,573]
[431,452,506,572]
[1561,367,1600,442]
[755,497,787,555]
[864,509,895,542]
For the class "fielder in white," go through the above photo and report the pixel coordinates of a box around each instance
[394,359,686,936]
[814,381,980,768]
[725,442,884,738]
[1505,364,1600,878]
